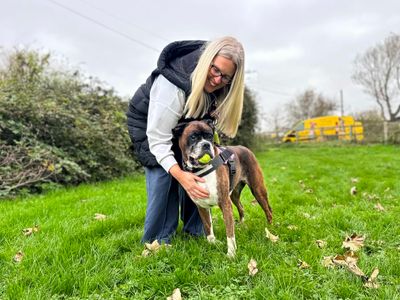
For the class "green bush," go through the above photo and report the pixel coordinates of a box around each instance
[0,49,139,198]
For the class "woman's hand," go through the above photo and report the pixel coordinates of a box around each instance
[169,164,210,200]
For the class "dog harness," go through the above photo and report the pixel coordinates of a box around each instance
[192,147,237,192]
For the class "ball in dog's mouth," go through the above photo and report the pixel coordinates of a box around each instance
[189,153,213,167]
[198,153,211,164]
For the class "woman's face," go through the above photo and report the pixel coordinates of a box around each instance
[204,55,236,94]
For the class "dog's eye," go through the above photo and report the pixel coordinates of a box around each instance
[190,134,197,141]
[204,133,213,140]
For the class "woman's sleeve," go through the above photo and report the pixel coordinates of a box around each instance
[147,75,186,172]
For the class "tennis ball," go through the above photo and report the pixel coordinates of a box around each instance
[198,153,211,164]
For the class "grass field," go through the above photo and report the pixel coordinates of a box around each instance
[1,144,399,299]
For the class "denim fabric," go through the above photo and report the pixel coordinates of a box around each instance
[142,166,204,244]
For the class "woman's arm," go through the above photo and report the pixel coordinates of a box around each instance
[147,75,209,199]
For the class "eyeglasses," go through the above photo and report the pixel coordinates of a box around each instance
[210,64,233,84]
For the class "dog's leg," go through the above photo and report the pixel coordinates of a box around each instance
[197,207,216,243]
[230,181,245,223]
[218,199,236,258]
[248,167,273,223]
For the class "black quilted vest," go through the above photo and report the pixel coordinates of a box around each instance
[126,40,208,167]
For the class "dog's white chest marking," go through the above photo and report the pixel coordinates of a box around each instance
[192,171,218,208]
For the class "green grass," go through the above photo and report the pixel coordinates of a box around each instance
[1,144,400,299]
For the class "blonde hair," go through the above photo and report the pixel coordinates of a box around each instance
[184,36,245,137]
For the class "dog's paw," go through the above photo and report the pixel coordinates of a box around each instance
[226,250,236,258]
[207,235,217,243]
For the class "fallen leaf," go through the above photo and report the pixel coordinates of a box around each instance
[362,192,379,201]
[265,228,279,243]
[271,177,278,183]
[287,225,298,230]
[94,213,107,221]
[316,240,327,248]
[145,240,161,252]
[374,203,385,211]
[22,225,39,236]
[305,189,313,194]
[330,251,367,279]
[364,268,380,289]
[322,256,335,268]
[250,199,257,206]
[247,258,258,276]
[299,180,305,189]
[141,240,171,257]
[350,186,357,196]
[141,249,151,257]
[342,233,365,251]
[303,212,311,219]
[347,261,366,277]
[167,288,182,300]
[13,251,24,263]
[297,259,310,269]
[351,178,359,183]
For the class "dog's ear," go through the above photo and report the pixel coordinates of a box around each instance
[203,119,214,130]
[172,122,189,137]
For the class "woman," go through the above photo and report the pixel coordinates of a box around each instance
[127,36,245,244]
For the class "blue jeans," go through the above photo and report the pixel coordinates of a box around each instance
[142,166,204,244]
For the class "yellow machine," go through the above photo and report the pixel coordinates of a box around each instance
[282,116,364,143]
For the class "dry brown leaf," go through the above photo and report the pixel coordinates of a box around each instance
[287,225,298,230]
[316,240,327,248]
[141,249,151,257]
[250,199,258,206]
[351,178,359,183]
[374,203,385,211]
[322,256,335,268]
[13,251,24,263]
[364,268,380,288]
[362,192,380,201]
[330,251,366,278]
[167,288,182,300]
[342,233,365,251]
[145,240,161,252]
[347,261,365,277]
[247,258,258,276]
[265,228,279,243]
[94,213,107,221]
[297,259,310,269]
[22,225,39,236]
[350,186,357,196]
[332,254,348,267]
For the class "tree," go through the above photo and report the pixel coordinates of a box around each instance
[285,88,337,126]
[352,34,400,122]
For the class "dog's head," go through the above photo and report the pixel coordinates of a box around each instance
[177,120,215,170]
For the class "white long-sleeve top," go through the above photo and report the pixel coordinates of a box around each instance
[147,75,186,172]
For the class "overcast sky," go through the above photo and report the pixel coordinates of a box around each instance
[2,0,400,130]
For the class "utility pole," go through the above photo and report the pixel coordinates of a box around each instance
[340,90,344,117]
